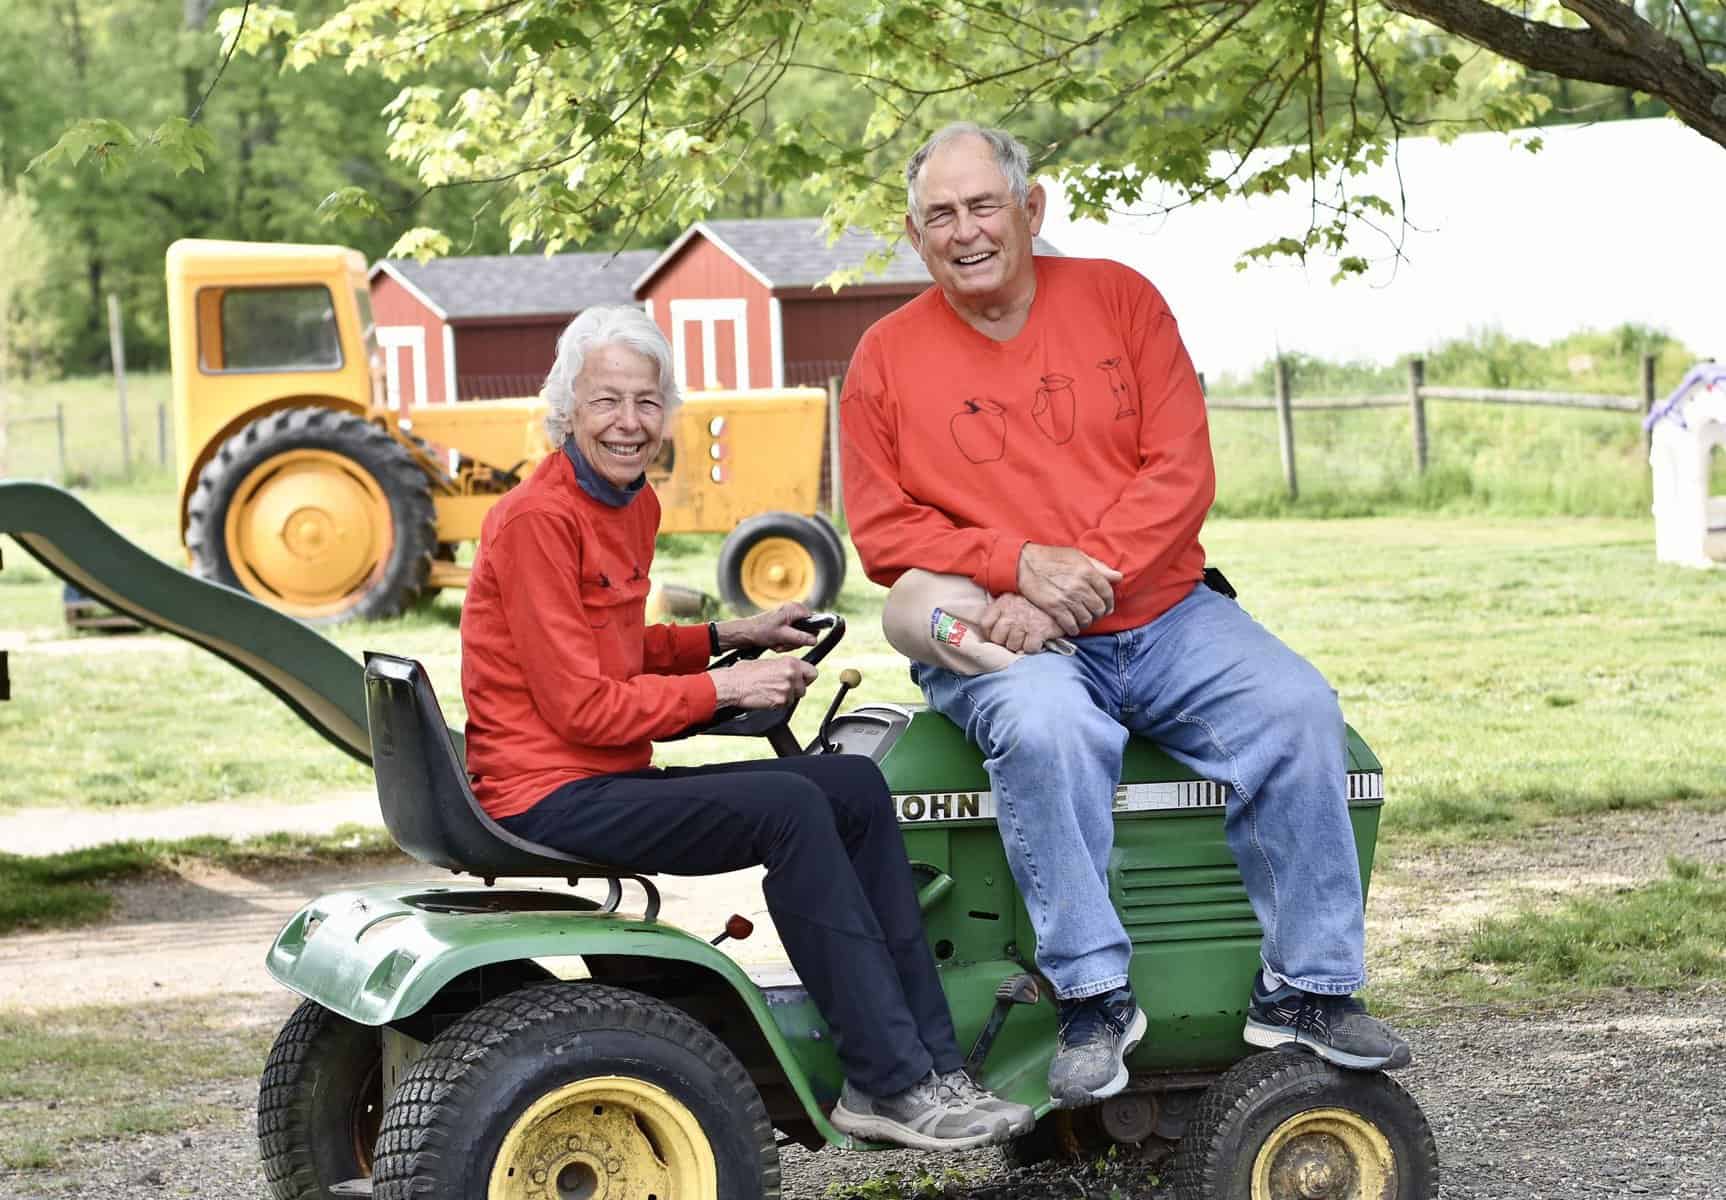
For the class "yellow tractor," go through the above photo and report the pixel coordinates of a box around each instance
[166,239,845,623]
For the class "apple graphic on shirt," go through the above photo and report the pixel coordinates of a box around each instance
[951,398,1008,464]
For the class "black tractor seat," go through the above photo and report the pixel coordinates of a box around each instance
[363,652,660,918]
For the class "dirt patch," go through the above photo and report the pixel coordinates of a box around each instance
[1367,807,1726,994]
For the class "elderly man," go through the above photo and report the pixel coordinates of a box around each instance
[841,124,1410,1109]
[460,304,1033,1157]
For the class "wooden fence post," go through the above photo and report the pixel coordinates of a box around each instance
[1408,358,1428,475]
[107,293,130,478]
[55,402,67,482]
[1274,356,1297,500]
[157,402,169,469]
[1640,353,1657,465]
[826,374,843,522]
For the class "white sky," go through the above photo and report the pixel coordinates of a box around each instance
[1037,118,1725,381]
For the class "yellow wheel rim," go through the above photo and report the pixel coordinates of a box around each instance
[225,449,393,618]
[1250,1106,1395,1200]
[487,1075,716,1200]
[738,536,815,608]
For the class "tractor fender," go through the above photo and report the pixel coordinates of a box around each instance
[177,393,369,539]
[265,879,849,1141]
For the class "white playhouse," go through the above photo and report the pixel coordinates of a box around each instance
[1648,364,1726,568]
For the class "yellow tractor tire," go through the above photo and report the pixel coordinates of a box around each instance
[1173,1052,1436,1200]
[370,983,779,1200]
[716,512,846,615]
[186,407,436,623]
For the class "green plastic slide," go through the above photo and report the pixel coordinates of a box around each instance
[0,480,374,764]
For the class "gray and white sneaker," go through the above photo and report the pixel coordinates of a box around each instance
[938,1069,1036,1136]
[831,1071,1011,1151]
[1047,986,1147,1108]
[1244,976,1412,1071]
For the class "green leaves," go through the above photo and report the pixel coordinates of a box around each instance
[26,116,214,178]
[27,119,140,176]
[149,119,219,176]
[24,0,1625,285]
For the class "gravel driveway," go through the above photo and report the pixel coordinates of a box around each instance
[10,988,1722,1200]
[5,808,1725,1199]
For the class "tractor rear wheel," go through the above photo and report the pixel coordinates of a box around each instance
[187,407,436,623]
[717,511,845,615]
[258,1000,383,1200]
[1173,1051,1437,1200]
[370,981,779,1200]
[810,512,847,571]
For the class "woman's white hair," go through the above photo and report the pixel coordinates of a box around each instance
[905,122,1032,229]
[542,304,680,445]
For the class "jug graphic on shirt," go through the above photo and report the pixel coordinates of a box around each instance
[1098,358,1136,418]
[1032,374,1076,444]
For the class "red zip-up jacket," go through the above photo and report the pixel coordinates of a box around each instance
[460,451,716,820]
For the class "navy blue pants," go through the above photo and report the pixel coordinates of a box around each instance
[500,753,962,1097]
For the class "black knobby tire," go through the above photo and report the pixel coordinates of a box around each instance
[186,406,436,623]
[257,1000,384,1200]
[811,512,848,573]
[1173,1050,1438,1200]
[370,981,779,1200]
[717,511,846,615]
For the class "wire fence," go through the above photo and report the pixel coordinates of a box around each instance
[0,394,173,485]
[1201,355,1658,505]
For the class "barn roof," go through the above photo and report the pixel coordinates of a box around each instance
[371,249,662,321]
[633,218,1061,294]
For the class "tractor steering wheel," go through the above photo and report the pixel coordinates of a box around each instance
[671,614,845,742]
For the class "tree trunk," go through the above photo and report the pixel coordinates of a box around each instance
[184,0,217,116]
[1383,0,1726,148]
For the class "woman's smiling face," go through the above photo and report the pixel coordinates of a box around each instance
[569,342,667,489]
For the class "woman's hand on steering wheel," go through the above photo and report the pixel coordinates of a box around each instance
[715,603,820,656]
[711,655,818,710]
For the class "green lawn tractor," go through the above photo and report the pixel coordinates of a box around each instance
[259,617,1436,1200]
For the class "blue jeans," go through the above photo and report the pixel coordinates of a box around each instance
[915,581,1366,1000]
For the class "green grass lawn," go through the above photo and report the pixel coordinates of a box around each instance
[2,470,1722,839]
[1,371,174,488]
[0,995,283,1170]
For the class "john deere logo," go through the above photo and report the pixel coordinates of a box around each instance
[897,791,984,822]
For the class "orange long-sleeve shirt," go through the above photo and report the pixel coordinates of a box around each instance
[460,451,717,820]
[841,257,1214,635]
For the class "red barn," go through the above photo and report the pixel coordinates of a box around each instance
[368,250,660,408]
[632,219,939,392]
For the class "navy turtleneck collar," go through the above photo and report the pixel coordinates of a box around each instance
[562,436,646,508]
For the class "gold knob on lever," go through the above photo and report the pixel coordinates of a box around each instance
[814,669,863,753]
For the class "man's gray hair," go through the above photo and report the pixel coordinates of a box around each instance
[542,304,680,445]
[905,123,1032,227]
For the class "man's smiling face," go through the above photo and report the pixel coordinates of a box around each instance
[907,133,1045,314]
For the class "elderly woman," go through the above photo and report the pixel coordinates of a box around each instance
[459,305,1031,1155]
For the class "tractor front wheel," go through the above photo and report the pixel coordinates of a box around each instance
[258,1000,383,1200]
[1173,1051,1437,1200]
[187,407,435,622]
[717,511,845,615]
[370,981,778,1200]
